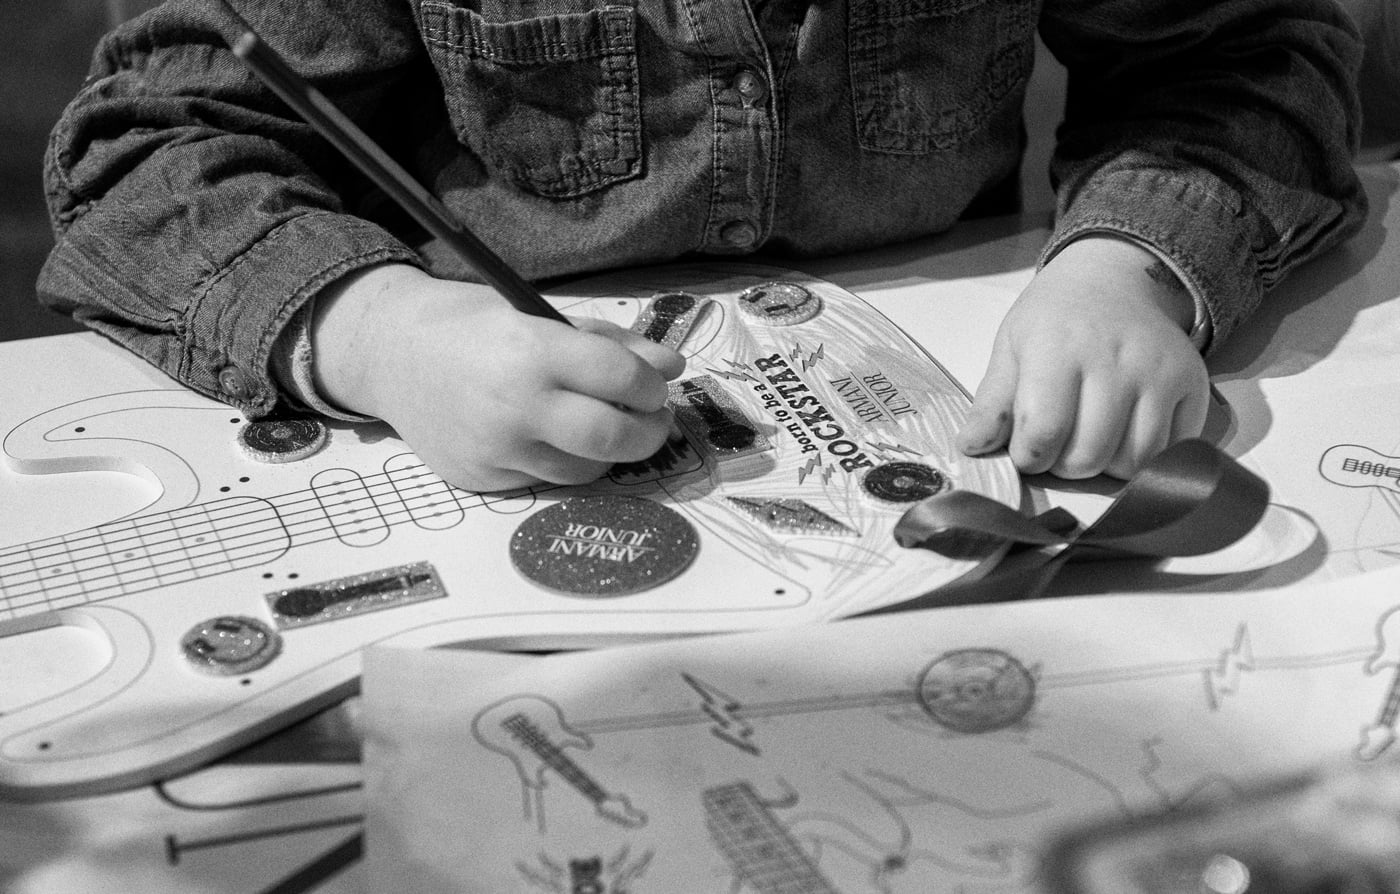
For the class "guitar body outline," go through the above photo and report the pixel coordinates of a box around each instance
[0,264,1019,799]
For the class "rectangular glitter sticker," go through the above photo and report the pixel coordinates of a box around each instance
[265,561,445,629]
[668,375,772,463]
[630,291,712,349]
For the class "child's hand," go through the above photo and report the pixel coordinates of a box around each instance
[956,236,1209,480]
[310,264,685,491]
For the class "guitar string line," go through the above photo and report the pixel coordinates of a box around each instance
[0,483,505,611]
[0,463,559,612]
[0,496,465,615]
[0,460,453,575]
[0,465,459,586]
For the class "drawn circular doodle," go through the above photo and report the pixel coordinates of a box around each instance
[510,496,700,597]
[736,280,823,325]
[238,416,328,463]
[861,461,948,503]
[917,649,1035,733]
[181,616,282,676]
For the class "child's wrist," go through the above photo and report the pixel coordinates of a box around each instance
[309,262,426,419]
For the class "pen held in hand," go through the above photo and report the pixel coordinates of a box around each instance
[227,28,570,326]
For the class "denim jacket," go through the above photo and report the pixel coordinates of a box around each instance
[39,0,1366,418]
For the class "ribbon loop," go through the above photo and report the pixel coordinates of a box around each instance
[864,439,1271,614]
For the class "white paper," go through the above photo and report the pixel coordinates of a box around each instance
[361,564,1400,893]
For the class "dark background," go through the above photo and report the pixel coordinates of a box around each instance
[0,2,115,343]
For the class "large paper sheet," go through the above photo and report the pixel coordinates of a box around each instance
[360,564,1400,892]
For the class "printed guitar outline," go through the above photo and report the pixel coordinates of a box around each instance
[0,265,1021,799]
[473,695,647,831]
[1357,605,1400,760]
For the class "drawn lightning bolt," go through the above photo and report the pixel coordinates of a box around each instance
[1203,623,1254,709]
[797,455,822,486]
[866,441,922,457]
[682,673,759,756]
[706,357,759,383]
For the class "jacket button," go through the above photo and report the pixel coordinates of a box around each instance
[218,365,255,400]
[733,68,768,106]
[719,220,759,248]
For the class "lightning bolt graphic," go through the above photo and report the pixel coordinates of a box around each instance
[682,673,759,756]
[796,455,822,486]
[1203,623,1254,709]
[866,441,922,457]
[706,365,758,383]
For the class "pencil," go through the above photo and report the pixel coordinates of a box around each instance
[225,23,570,325]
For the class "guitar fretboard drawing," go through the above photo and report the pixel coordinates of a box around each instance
[703,781,839,894]
[501,712,646,828]
[0,456,523,623]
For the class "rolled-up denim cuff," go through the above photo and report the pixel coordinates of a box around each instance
[183,210,420,417]
[1042,164,1259,354]
[269,298,377,423]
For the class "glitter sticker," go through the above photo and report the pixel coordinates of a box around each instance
[736,281,822,326]
[668,375,771,464]
[238,416,328,463]
[510,496,700,597]
[630,290,713,349]
[861,461,949,503]
[266,561,446,630]
[181,616,282,676]
[726,497,854,536]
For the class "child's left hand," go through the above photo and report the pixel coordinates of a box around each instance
[956,235,1210,480]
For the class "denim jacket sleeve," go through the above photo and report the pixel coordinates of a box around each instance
[1038,0,1368,352]
[37,0,426,417]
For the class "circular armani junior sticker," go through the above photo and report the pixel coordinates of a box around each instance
[509,496,700,597]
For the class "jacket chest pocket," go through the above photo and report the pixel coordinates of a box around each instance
[848,0,1036,155]
[419,0,642,198]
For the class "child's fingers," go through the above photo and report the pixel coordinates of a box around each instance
[1171,380,1210,442]
[538,390,675,464]
[1002,362,1080,476]
[548,332,674,413]
[503,438,615,486]
[1050,379,1134,479]
[571,317,687,380]
[1104,396,1175,480]
[957,340,1019,457]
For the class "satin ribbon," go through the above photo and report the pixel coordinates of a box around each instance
[858,438,1270,614]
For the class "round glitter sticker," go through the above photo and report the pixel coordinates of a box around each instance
[181,615,282,676]
[510,496,700,597]
[238,416,328,463]
[736,281,822,325]
[917,649,1036,734]
[861,461,948,503]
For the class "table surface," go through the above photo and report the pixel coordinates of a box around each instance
[0,161,1396,893]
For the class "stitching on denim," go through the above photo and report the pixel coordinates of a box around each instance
[421,3,641,197]
[849,0,1033,154]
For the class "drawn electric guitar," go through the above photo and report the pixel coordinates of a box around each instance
[1319,445,1400,494]
[473,695,647,829]
[1356,605,1400,760]
[0,264,1019,799]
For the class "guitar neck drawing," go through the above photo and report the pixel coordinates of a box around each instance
[0,456,503,624]
[703,781,839,894]
[475,696,646,830]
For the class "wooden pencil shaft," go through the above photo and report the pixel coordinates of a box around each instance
[230,32,569,324]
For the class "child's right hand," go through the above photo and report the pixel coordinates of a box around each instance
[309,264,685,492]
